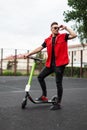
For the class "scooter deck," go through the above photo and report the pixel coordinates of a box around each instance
[27,93,56,104]
[35,100,53,104]
[28,95,54,104]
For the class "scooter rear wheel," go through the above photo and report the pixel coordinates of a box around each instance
[51,95,58,105]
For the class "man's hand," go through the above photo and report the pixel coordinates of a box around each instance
[24,53,30,59]
[59,25,77,39]
[58,25,67,31]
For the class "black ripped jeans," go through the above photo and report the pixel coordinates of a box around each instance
[38,65,65,103]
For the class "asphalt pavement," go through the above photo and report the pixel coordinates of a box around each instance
[0,76,87,130]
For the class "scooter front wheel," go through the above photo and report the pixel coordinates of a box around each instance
[21,98,27,109]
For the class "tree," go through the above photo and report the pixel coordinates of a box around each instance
[7,61,13,70]
[63,0,87,43]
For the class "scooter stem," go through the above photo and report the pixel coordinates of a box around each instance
[28,61,36,85]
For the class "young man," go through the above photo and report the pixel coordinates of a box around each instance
[24,22,77,110]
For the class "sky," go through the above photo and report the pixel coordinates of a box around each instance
[0,0,79,50]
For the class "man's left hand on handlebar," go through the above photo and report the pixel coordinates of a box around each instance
[24,53,30,59]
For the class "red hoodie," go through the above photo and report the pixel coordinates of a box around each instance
[44,33,69,67]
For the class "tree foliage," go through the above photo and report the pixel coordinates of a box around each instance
[63,0,87,43]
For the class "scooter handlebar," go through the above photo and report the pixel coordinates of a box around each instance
[29,56,43,62]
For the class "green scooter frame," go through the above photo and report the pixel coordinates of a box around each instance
[21,56,57,109]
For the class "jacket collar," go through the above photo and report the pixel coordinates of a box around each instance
[49,33,60,38]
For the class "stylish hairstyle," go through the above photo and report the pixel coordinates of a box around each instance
[51,22,58,27]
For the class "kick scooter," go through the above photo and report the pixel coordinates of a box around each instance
[21,56,57,109]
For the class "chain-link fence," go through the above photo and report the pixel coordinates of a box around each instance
[0,48,87,77]
[65,47,87,78]
[0,48,29,75]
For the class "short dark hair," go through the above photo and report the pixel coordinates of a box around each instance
[51,22,58,27]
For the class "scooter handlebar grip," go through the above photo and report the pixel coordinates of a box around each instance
[29,56,43,62]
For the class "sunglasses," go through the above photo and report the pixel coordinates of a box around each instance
[53,27,59,30]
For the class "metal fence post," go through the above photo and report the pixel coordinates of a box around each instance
[0,48,3,75]
[14,49,17,75]
[80,50,83,77]
[71,51,73,77]
[27,50,29,75]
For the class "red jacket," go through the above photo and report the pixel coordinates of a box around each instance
[44,33,69,67]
